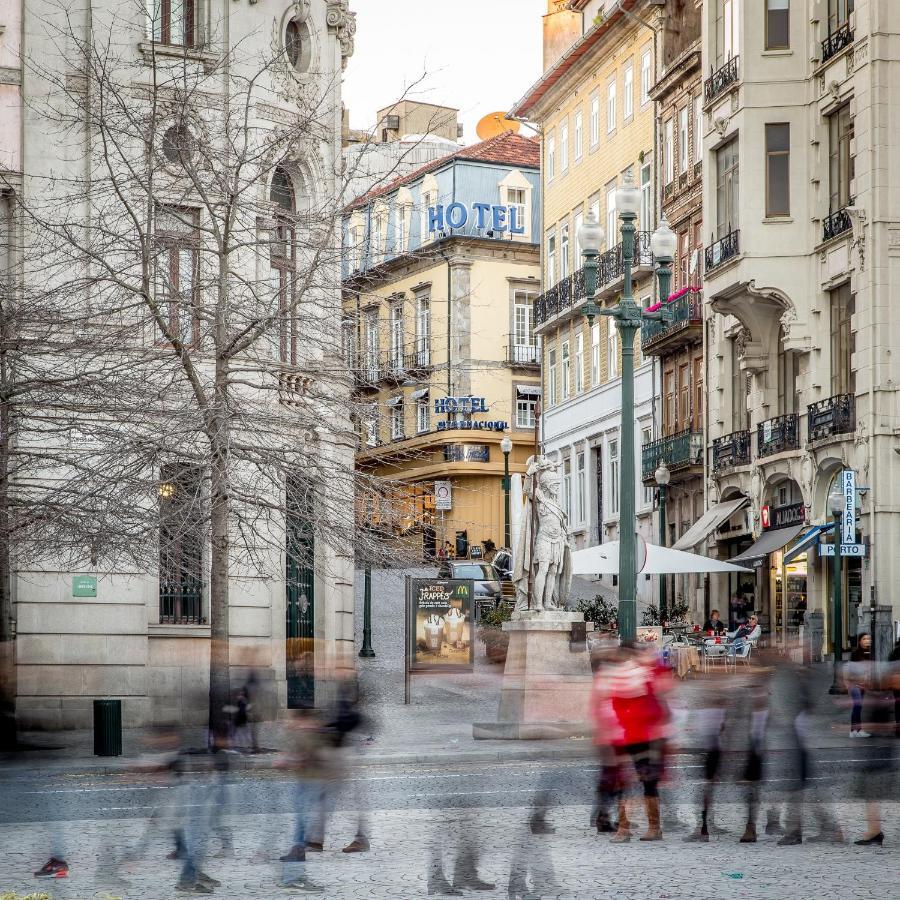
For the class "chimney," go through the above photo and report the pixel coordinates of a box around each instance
[543,1,584,72]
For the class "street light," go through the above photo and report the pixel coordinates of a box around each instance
[359,563,375,658]
[655,460,671,624]
[827,485,844,693]
[501,435,513,549]
[578,170,673,645]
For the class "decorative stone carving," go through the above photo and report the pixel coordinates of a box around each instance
[847,206,867,272]
[292,0,312,22]
[327,0,356,67]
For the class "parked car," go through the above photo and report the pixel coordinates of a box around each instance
[436,560,503,607]
[492,548,513,581]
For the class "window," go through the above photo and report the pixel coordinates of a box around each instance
[679,107,689,174]
[415,294,430,365]
[547,231,557,285]
[155,206,199,347]
[364,405,379,447]
[507,187,526,234]
[730,337,748,431]
[389,302,404,369]
[560,120,569,172]
[516,389,538,429]
[678,230,689,288]
[608,439,620,516]
[830,283,855,396]
[715,137,739,238]
[679,362,691,426]
[589,193,601,233]
[363,310,379,381]
[664,118,675,185]
[664,370,677,433]
[159,463,203,624]
[548,348,558,405]
[828,0,854,35]
[574,210,584,263]
[828,104,854,212]
[513,289,536,355]
[162,124,196,168]
[693,357,703,432]
[146,0,197,48]
[561,340,571,399]
[607,321,619,379]
[284,15,312,72]
[573,110,583,160]
[605,182,617,249]
[776,327,799,415]
[547,132,556,180]
[641,426,654,506]
[372,207,387,260]
[693,95,703,166]
[341,320,355,362]
[563,458,573,523]
[606,79,617,133]
[717,0,740,65]
[590,94,600,147]
[416,398,430,433]
[639,162,652,230]
[420,186,437,243]
[765,123,790,217]
[560,224,570,279]
[766,0,789,49]
[623,62,634,120]
[574,331,584,393]
[590,323,600,385]
[640,49,652,106]
[390,400,404,440]
[576,451,586,525]
[396,203,411,252]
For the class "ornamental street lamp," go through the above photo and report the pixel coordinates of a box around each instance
[501,435,513,549]
[655,460,671,624]
[827,485,844,693]
[578,172,673,644]
[359,564,375,658]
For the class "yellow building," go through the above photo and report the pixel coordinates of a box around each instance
[342,133,542,560]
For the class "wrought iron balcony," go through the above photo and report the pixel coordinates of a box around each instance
[822,23,854,63]
[823,204,852,242]
[507,337,540,366]
[808,393,855,442]
[704,55,739,103]
[757,413,799,458]
[712,430,750,472]
[354,353,381,389]
[159,579,204,625]
[404,345,432,371]
[640,290,703,353]
[382,351,407,381]
[704,229,740,273]
[641,430,704,481]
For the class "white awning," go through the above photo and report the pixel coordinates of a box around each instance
[728,524,805,567]
[672,497,750,551]
[385,395,402,407]
[516,385,542,397]
[571,541,754,575]
[410,388,429,400]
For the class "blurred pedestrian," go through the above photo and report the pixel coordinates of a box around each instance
[890,637,900,736]
[847,634,873,738]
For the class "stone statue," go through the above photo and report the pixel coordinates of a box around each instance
[512,455,573,612]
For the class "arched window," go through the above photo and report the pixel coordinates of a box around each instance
[271,166,297,365]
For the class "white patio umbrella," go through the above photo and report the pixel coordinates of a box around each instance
[571,539,754,576]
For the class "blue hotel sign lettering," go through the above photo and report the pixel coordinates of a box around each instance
[428,203,525,235]
[434,396,507,432]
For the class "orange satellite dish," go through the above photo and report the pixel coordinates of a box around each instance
[476,112,521,141]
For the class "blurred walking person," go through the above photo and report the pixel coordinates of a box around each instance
[847,634,874,738]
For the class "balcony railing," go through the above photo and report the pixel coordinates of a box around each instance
[757,413,799,458]
[640,290,702,350]
[160,579,204,625]
[808,393,855,442]
[712,430,750,472]
[705,229,740,273]
[705,55,739,103]
[404,345,432,370]
[641,430,704,480]
[355,353,381,388]
[507,338,540,366]
[823,204,852,242]
[822,23,854,63]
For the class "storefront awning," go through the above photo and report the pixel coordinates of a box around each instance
[385,395,402,407]
[516,385,542,397]
[727,524,805,567]
[672,497,750,552]
[783,522,835,564]
[410,388,429,400]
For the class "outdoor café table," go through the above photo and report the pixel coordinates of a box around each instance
[669,644,700,679]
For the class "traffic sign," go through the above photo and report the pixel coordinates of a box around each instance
[434,480,452,511]
[820,543,866,557]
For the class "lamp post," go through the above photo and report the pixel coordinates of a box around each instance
[655,460,671,624]
[578,176,675,644]
[359,564,375,658]
[827,486,844,693]
[501,435,513,549]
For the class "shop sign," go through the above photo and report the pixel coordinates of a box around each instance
[428,203,526,236]
[434,396,489,414]
[841,469,856,544]
[437,419,508,432]
[443,444,490,463]
[762,501,805,530]
[407,578,474,673]
[72,575,97,597]
[434,480,452,511]
[820,543,866,558]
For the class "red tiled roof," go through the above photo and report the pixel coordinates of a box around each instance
[345,132,540,212]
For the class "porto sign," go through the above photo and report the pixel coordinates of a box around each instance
[427,203,526,235]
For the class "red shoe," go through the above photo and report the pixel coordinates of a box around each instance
[35,857,69,878]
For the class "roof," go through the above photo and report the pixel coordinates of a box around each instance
[510,0,636,120]
[345,131,540,213]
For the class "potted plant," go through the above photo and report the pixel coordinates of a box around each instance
[576,595,619,634]
[477,605,512,663]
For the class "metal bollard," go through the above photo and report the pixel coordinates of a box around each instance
[93,698,122,757]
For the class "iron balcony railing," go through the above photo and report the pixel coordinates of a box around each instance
[822,23,854,63]
[705,229,740,273]
[507,337,540,365]
[355,353,381,388]
[535,283,560,325]
[757,413,799,458]
[712,430,750,472]
[404,344,432,370]
[159,579,204,625]
[704,55,739,103]
[640,290,702,349]
[823,204,852,242]
[808,393,855,442]
[641,430,704,480]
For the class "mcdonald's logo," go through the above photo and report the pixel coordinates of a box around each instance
[455,585,469,597]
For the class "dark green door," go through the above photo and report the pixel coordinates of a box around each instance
[286,479,315,709]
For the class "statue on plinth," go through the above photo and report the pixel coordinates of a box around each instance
[512,454,573,612]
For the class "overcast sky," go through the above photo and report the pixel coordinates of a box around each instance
[343,0,546,142]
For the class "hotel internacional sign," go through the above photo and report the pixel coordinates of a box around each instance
[434,396,508,432]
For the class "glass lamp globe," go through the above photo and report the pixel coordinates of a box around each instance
[827,487,844,516]
[500,436,513,455]
[651,214,677,260]
[655,461,671,487]
[577,213,604,254]
[616,171,641,216]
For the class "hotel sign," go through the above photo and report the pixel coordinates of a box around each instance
[434,396,507,432]
[427,203,526,235]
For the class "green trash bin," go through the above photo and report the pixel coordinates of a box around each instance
[93,699,122,757]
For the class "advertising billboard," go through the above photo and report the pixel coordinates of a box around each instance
[407,578,474,672]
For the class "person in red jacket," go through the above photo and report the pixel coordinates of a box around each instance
[591,645,673,842]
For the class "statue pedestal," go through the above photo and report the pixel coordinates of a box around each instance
[473,610,593,740]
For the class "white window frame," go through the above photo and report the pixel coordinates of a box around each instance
[547,231,557,285]
[389,302,403,368]
[665,118,675,185]
[507,186,527,235]
[641,425,654,507]
[513,289,537,353]
[590,93,600,148]
[607,322,619,379]
[590,323,600,386]
[560,119,569,172]
[606,79,617,134]
[415,294,430,365]
[561,340,571,400]
[391,401,404,440]
[365,404,378,447]
[548,348,558,406]
[547,132,556,180]
[516,392,537,429]
[641,49,652,107]
[623,62,634,121]
[573,209,584,264]
[576,451,586,525]
[416,398,430,433]
[640,161,652,230]
[574,109,584,160]
[574,331,584,393]
[563,457,573,523]
[606,184,617,249]
[608,437,620,517]
[560,223,570,279]
[694,95,703,167]
[679,107,689,175]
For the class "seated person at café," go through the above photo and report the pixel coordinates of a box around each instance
[727,614,761,645]
[703,610,727,634]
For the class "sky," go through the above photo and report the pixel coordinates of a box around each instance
[343,0,546,143]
